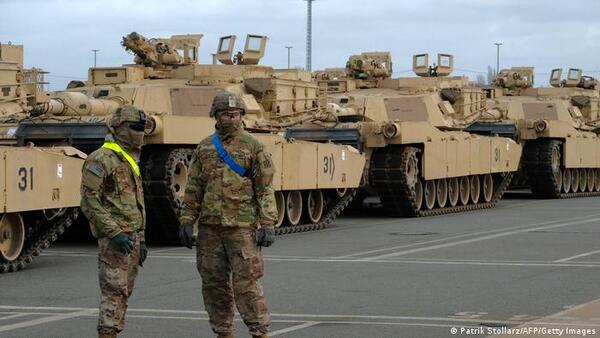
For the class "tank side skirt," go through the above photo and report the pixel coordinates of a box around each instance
[370,145,513,217]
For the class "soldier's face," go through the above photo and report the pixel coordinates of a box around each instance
[218,110,242,122]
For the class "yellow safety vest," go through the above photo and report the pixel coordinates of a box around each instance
[102,142,141,176]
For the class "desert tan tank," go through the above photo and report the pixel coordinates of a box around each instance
[296,52,522,216]
[475,66,600,197]
[0,42,85,273]
[14,32,365,242]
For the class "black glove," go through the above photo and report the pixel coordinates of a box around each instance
[139,242,148,267]
[109,233,134,254]
[256,227,275,247]
[179,223,194,249]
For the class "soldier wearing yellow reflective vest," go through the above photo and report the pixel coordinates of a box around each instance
[80,105,148,338]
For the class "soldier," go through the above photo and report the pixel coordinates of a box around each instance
[179,91,278,338]
[80,105,148,338]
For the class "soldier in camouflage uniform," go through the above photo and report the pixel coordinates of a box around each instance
[80,105,148,338]
[179,91,278,338]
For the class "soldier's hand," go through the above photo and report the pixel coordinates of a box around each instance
[179,223,194,249]
[256,227,275,247]
[109,233,134,254]
[139,242,148,267]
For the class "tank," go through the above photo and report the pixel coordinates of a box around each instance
[15,32,365,242]
[291,52,522,216]
[0,42,85,273]
[474,66,600,197]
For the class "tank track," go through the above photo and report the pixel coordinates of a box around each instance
[0,208,79,273]
[524,139,600,199]
[141,147,194,244]
[274,189,356,235]
[370,146,513,217]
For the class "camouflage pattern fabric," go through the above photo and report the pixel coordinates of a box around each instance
[210,91,246,117]
[80,135,146,239]
[80,134,145,335]
[196,225,270,336]
[97,232,141,334]
[180,128,278,228]
[107,104,147,129]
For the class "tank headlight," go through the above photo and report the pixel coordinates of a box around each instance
[145,115,163,135]
[534,119,548,133]
[383,123,399,139]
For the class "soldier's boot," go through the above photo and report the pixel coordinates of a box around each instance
[252,335,268,338]
[216,334,233,338]
[98,332,117,338]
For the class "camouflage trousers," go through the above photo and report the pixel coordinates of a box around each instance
[196,225,271,336]
[97,232,141,335]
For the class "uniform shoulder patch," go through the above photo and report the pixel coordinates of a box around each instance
[87,162,104,177]
[82,160,105,191]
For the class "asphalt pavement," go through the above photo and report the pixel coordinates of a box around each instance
[2,193,600,337]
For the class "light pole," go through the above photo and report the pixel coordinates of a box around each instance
[305,0,315,71]
[285,46,293,69]
[91,49,100,67]
[494,42,503,76]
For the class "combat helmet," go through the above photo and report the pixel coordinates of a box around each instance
[210,91,246,118]
[107,104,147,132]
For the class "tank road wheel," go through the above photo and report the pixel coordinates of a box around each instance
[448,178,460,207]
[550,143,563,192]
[577,169,585,192]
[304,190,324,224]
[285,191,303,226]
[587,169,596,192]
[482,174,494,203]
[414,178,424,211]
[335,188,348,198]
[571,169,580,193]
[274,191,285,227]
[436,179,448,208]
[562,168,572,193]
[0,213,25,263]
[459,177,470,205]
[142,147,195,244]
[423,180,436,210]
[401,148,423,212]
[470,175,481,204]
[595,169,600,192]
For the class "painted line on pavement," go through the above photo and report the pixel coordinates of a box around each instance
[0,305,527,325]
[554,249,600,263]
[0,309,95,333]
[0,313,29,321]
[270,321,320,336]
[361,217,600,261]
[337,213,600,259]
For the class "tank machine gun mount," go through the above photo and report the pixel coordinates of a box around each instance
[550,68,598,90]
[413,53,454,77]
[122,32,203,67]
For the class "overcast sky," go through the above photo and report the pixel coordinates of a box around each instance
[2,0,600,90]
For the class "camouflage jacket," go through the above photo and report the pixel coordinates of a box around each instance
[180,128,278,228]
[80,136,145,239]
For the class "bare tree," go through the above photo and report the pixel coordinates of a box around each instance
[487,66,495,85]
[476,74,487,86]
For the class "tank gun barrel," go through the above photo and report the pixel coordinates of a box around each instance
[32,92,118,117]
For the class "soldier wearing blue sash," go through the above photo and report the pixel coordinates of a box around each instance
[180,91,278,338]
